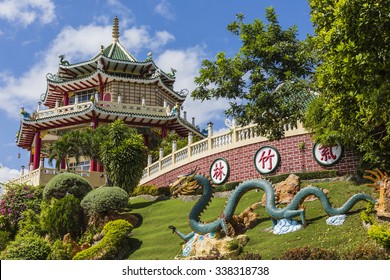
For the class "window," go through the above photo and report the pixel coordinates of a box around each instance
[69,89,98,105]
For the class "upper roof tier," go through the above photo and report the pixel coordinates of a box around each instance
[42,17,180,108]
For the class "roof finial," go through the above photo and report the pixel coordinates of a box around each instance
[112,16,119,42]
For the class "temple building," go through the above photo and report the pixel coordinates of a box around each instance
[14,17,204,187]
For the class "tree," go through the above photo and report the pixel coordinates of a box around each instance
[100,120,147,193]
[192,7,315,140]
[305,0,390,169]
[47,130,84,170]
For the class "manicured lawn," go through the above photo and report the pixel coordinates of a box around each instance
[128,180,377,260]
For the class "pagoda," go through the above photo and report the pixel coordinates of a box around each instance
[15,17,204,186]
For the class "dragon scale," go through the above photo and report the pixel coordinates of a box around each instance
[170,174,375,241]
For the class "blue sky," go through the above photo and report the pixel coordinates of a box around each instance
[0,0,313,182]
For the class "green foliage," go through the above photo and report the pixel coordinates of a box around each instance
[0,230,11,251]
[266,170,338,184]
[100,120,147,193]
[150,131,191,161]
[40,195,86,240]
[367,225,390,249]
[305,0,390,170]
[43,172,92,200]
[80,186,129,214]
[131,185,159,196]
[17,209,44,237]
[279,246,340,260]
[47,129,86,170]
[360,202,376,225]
[214,181,241,192]
[0,234,51,260]
[0,183,43,234]
[237,252,262,260]
[192,7,315,140]
[73,219,133,260]
[47,240,73,260]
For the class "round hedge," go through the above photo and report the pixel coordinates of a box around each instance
[80,186,129,214]
[0,234,51,260]
[43,172,92,200]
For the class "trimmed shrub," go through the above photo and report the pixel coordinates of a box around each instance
[266,170,339,184]
[0,230,11,251]
[17,209,44,237]
[47,240,73,260]
[73,219,133,260]
[81,187,129,214]
[0,234,51,260]
[43,172,92,200]
[131,185,158,196]
[368,225,390,249]
[40,195,86,240]
[279,246,340,260]
[360,202,376,225]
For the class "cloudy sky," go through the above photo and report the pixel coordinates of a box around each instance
[0,0,313,182]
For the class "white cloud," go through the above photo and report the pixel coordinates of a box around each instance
[154,0,175,20]
[156,46,230,129]
[0,164,20,183]
[0,0,55,26]
[106,0,134,26]
[0,22,175,118]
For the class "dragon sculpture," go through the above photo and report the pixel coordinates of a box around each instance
[169,170,375,241]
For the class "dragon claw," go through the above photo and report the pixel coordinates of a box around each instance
[168,225,176,233]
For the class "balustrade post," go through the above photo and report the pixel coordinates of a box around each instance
[207,122,213,150]
[183,111,187,121]
[159,148,164,171]
[187,133,193,158]
[172,140,177,164]
[192,117,195,127]
[21,165,25,176]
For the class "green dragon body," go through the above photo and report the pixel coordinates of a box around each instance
[169,173,375,241]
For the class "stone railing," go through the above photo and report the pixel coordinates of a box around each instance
[140,122,307,185]
[7,167,105,188]
[36,103,93,119]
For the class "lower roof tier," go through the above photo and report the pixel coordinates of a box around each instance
[16,101,204,149]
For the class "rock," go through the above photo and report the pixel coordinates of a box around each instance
[230,202,261,235]
[262,174,301,205]
[261,174,329,205]
[63,233,82,255]
[179,233,249,259]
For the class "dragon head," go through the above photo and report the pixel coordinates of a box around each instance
[169,168,199,197]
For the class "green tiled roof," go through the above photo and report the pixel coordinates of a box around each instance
[103,42,137,62]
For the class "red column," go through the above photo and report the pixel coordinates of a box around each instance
[97,162,104,172]
[64,92,69,106]
[29,150,34,171]
[33,131,41,170]
[162,126,168,138]
[90,118,98,172]
[61,158,66,170]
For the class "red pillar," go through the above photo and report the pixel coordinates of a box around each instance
[162,126,168,138]
[90,117,98,172]
[64,92,69,106]
[97,162,104,172]
[33,131,41,170]
[61,158,66,170]
[29,150,34,171]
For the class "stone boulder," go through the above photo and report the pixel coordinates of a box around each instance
[178,233,249,260]
[230,202,261,235]
[262,174,301,205]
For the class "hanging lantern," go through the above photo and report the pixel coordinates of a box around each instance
[17,152,21,159]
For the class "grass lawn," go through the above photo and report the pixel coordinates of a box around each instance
[128,180,377,260]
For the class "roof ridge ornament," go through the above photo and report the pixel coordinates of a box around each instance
[112,16,120,42]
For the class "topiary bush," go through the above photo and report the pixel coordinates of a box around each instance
[47,240,73,260]
[72,219,133,260]
[131,185,158,196]
[368,224,390,249]
[80,186,129,214]
[0,234,51,260]
[43,172,92,200]
[17,209,45,237]
[40,195,86,240]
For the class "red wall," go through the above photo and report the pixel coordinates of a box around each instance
[144,133,359,187]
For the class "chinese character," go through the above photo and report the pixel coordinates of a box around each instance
[258,149,275,170]
[319,146,337,162]
[213,161,225,181]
